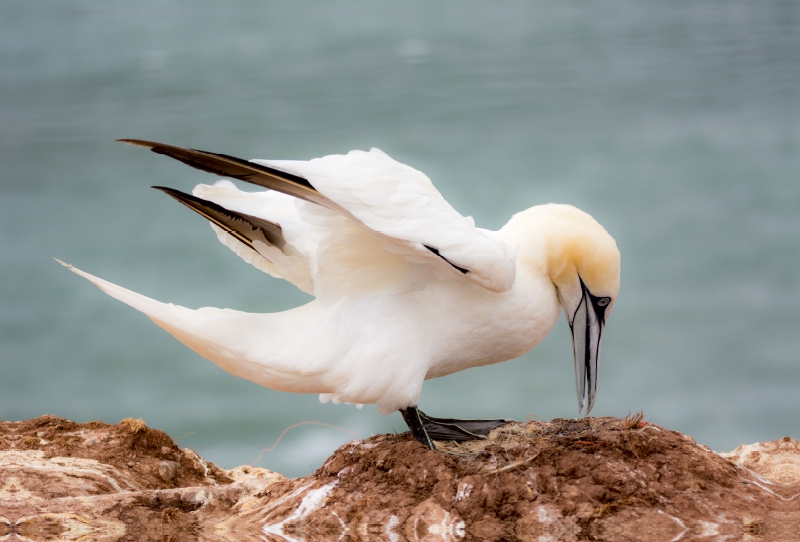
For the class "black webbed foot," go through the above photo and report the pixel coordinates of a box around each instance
[400,407,511,449]
[419,412,511,441]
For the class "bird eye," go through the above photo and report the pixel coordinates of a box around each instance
[597,297,610,307]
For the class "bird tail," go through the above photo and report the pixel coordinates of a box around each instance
[55,259,325,391]
[56,259,230,362]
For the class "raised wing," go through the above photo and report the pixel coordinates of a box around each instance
[155,184,314,294]
[191,181,419,299]
[124,140,516,293]
[257,148,516,292]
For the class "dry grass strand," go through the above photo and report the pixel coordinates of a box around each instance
[121,418,147,434]
[622,411,645,430]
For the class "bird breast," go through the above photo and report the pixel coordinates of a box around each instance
[421,267,561,380]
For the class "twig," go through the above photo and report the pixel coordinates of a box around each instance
[484,452,540,476]
[251,422,360,466]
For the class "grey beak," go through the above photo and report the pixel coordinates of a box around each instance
[569,279,606,415]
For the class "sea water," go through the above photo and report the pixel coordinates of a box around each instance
[1,1,798,477]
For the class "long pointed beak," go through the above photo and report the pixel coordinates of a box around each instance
[569,283,605,415]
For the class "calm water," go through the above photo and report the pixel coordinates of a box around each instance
[1,1,798,477]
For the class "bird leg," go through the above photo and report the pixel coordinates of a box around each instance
[400,407,511,449]
[400,407,435,449]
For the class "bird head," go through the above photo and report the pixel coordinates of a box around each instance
[505,203,620,415]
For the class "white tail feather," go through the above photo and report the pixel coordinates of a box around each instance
[55,259,333,393]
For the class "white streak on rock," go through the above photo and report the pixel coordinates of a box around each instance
[262,482,337,541]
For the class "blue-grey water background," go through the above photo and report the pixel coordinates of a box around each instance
[2,1,798,477]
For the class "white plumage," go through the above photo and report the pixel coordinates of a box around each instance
[62,142,620,427]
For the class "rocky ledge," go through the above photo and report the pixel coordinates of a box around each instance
[0,415,796,541]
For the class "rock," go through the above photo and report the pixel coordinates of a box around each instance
[723,436,800,488]
[158,460,181,482]
[0,415,795,541]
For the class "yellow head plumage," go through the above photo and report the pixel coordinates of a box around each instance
[504,203,620,309]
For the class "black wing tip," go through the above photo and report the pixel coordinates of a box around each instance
[152,185,230,217]
[151,184,286,251]
[152,185,185,198]
[122,140,320,198]
[116,138,160,148]
[152,186,205,206]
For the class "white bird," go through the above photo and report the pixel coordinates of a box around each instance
[61,140,621,448]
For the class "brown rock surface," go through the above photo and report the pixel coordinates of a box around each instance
[0,415,795,541]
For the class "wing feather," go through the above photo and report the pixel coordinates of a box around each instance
[154,186,286,250]
[121,140,517,293]
[154,185,314,293]
[118,139,351,217]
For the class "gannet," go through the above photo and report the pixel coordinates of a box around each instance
[61,140,620,449]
